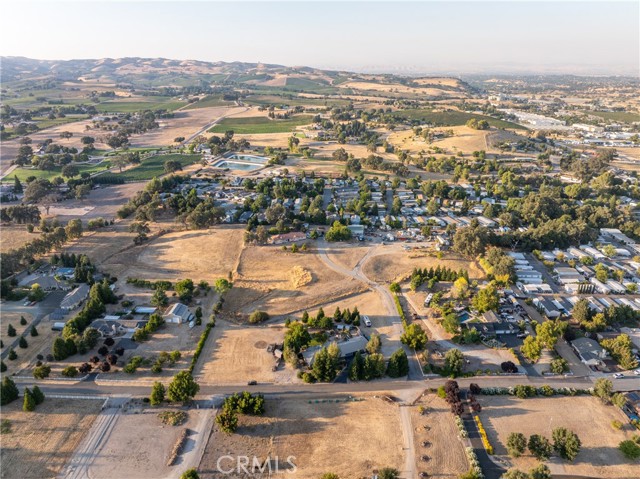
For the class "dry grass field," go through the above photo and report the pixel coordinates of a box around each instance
[199,396,404,478]
[411,395,469,478]
[480,395,639,478]
[1,315,59,377]
[224,245,365,319]
[195,321,295,384]
[87,408,210,479]
[0,225,34,252]
[387,126,491,156]
[338,81,460,98]
[362,250,483,284]
[0,398,102,479]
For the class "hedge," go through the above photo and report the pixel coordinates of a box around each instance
[188,319,215,374]
[474,415,494,454]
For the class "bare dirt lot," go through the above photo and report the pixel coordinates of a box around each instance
[42,182,146,221]
[411,395,469,478]
[0,398,102,479]
[480,395,639,478]
[388,126,490,156]
[325,243,371,270]
[87,407,211,479]
[195,321,295,384]
[199,396,404,478]
[224,245,365,319]
[362,249,484,284]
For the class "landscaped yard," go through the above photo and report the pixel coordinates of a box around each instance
[8,160,112,182]
[209,115,313,134]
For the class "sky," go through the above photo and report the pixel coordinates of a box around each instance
[1,0,638,75]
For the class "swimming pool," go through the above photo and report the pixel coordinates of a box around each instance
[211,153,268,171]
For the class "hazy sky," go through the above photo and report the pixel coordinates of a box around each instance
[1,1,638,75]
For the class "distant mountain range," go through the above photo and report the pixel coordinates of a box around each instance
[0,56,472,95]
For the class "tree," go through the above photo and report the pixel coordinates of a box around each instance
[179,469,199,479]
[61,164,79,178]
[507,432,527,457]
[75,184,92,200]
[502,470,528,479]
[0,361,5,372]
[453,224,492,258]
[32,385,45,405]
[386,348,409,377]
[349,351,365,381]
[552,427,581,461]
[7,324,16,337]
[175,278,195,302]
[164,160,183,174]
[389,282,400,293]
[452,276,469,299]
[151,288,168,307]
[180,469,200,479]
[23,388,36,412]
[529,464,551,479]
[7,349,17,360]
[535,320,566,350]
[284,322,311,352]
[13,175,23,194]
[214,278,232,295]
[325,221,352,242]
[472,285,499,313]
[174,137,185,144]
[150,381,166,406]
[20,316,27,326]
[550,358,568,374]
[378,468,400,479]
[167,371,199,403]
[619,439,640,459]
[366,334,381,354]
[521,336,543,363]
[18,336,28,349]
[445,348,465,376]
[1,377,19,405]
[400,323,427,350]
[216,408,238,434]
[65,219,83,239]
[593,378,613,403]
[528,434,552,461]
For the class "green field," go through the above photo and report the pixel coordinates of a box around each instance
[95,98,187,113]
[209,115,313,134]
[587,110,640,123]
[7,161,113,182]
[394,110,527,130]
[245,94,350,108]
[31,115,87,130]
[112,153,201,181]
[183,95,234,110]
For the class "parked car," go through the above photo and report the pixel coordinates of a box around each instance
[247,380,257,386]
[633,369,640,376]
[613,373,625,379]
[363,315,372,327]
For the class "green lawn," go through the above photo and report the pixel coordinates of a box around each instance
[586,110,640,123]
[31,115,87,130]
[209,115,313,134]
[111,154,201,181]
[95,98,187,113]
[7,161,113,182]
[394,110,527,130]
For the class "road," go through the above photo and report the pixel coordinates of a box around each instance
[316,241,422,378]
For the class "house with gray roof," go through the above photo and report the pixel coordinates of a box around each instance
[163,302,194,324]
[571,337,608,368]
[60,284,91,310]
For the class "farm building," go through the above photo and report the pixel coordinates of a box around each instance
[163,303,194,324]
[269,232,307,245]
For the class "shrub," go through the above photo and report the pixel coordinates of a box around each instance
[104,337,115,346]
[30,326,39,337]
[158,410,187,426]
[611,420,623,430]
[475,415,494,454]
[61,366,78,378]
[249,310,269,323]
[619,439,640,459]
[18,336,28,349]
[501,361,518,373]
[33,364,51,379]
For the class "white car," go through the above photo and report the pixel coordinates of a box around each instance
[363,315,372,327]
[613,373,624,379]
[633,369,640,376]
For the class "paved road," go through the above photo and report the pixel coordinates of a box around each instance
[462,413,505,479]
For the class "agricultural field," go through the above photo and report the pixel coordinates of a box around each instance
[244,94,351,108]
[392,110,527,130]
[209,115,313,134]
[94,97,187,113]
[388,126,492,156]
[480,395,639,478]
[0,398,102,479]
[199,396,404,478]
[411,395,469,478]
[585,110,640,123]
[183,95,234,109]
